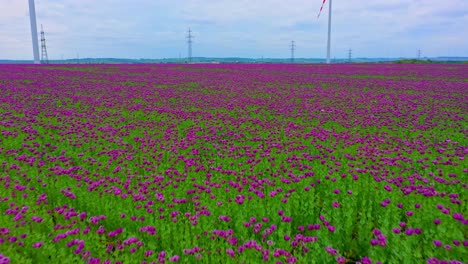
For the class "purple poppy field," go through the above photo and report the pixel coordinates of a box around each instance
[0,63,467,264]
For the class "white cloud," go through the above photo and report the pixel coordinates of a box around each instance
[0,0,466,59]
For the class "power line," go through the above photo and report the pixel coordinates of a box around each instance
[186,28,194,63]
[290,40,296,63]
[40,24,49,64]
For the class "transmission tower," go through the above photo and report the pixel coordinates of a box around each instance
[40,25,49,64]
[290,41,296,63]
[418,49,421,60]
[186,28,194,63]
[348,49,352,63]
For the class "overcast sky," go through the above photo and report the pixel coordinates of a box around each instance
[0,0,467,60]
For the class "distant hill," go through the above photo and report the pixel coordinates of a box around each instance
[1,57,467,64]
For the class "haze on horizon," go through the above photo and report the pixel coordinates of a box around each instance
[0,0,467,60]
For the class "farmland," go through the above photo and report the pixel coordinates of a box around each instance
[0,63,467,263]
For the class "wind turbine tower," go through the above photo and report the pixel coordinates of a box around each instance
[326,0,332,64]
[317,0,332,64]
[28,0,40,64]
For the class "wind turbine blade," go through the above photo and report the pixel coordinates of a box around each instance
[317,0,327,18]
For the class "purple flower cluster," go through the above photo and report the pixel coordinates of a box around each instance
[0,63,466,263]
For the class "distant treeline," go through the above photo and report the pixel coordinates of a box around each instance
[1,57,468,64]
[395,59,468,64]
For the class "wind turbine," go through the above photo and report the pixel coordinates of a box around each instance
[28,0,40,64]
[317,0,332,64]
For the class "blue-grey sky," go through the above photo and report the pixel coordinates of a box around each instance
[0,0,467,59]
